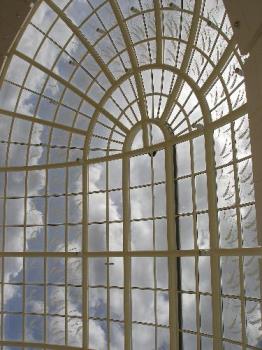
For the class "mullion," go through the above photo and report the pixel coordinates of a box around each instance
[156,69,166,119]
[173,145,183,348]
[106,162,110,350]
[150,69,155,120]
[231,120,248,348]
[43,169,48,344]
[149,141,158,348]
[22,172,27,343]
[64,84,82,344]
[0,172,7,341]
[190,138,202,349]
[64,168,69,345]
[123,153,131,349]
[44,63,62,340]
[82,162,89,348]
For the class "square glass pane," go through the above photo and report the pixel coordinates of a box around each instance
[177,178,193,214]
[222,297,241,341]
[132,289,155,323]
[130,186,152,219]
[182,293,196,331]
[200,295,213,334]
[180,257,195,291]
[4,315,23,341]
[178,215,194,249]
[131,220,153,250]
[132,257,153,288]
[88,224,106,252]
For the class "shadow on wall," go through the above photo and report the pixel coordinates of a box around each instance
[257,340,262,347]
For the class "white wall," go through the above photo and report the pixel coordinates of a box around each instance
[0,0,33,76]
[224,0,262,242]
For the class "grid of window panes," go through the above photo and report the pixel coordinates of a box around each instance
[215,115,256,249]
[214,116,261,349]
[174,135,212,347]
[87,158,124,348]
[0,166,83,346]
[130,151,169,348]
[86,151,169,349]
[0,0,261,349]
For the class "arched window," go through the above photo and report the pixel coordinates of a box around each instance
[0,0,261,349]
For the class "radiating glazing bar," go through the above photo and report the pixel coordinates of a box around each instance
[160,0,202,122]
[154,0,163,65]
[109,0,150,148]
[0,108,87,136]
[45,0,116,85]
[201,39,236,94]
[122,154,132,350]
[14,50,128,134]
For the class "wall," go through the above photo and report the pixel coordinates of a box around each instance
[0,0,34,75]
[224,0,262,242]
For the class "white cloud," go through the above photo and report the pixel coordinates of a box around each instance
[89,319,107,349]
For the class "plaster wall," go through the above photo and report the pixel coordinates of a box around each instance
[224,0,262,242]
[0,0,33,74]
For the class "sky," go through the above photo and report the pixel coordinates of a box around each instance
[0,0,261,349]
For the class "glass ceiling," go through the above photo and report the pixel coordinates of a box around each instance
[0,0,261,349]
